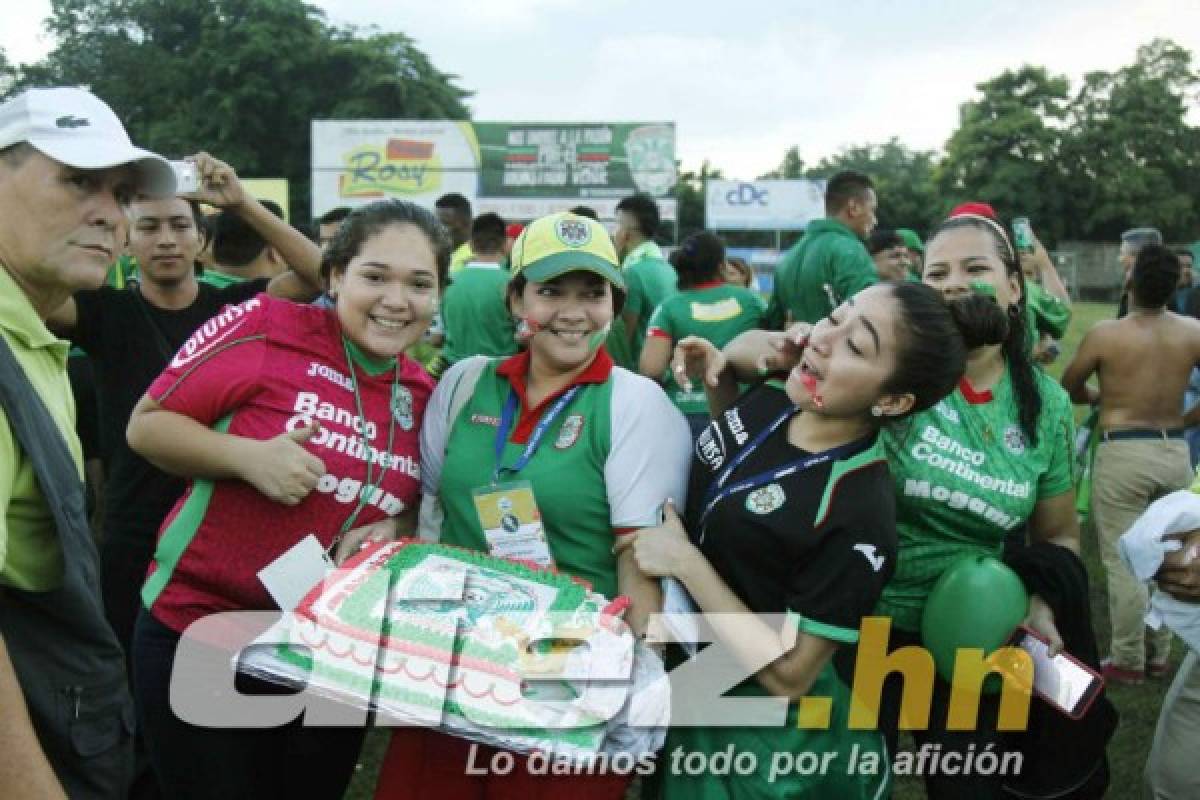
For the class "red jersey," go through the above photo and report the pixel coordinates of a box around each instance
[141,294,433,633]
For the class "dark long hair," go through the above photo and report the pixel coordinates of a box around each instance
[882,282,1006,420]
[319,199,452,288]
[926,215,1042,446]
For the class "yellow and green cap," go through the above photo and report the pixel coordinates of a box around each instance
[509,212,624,290]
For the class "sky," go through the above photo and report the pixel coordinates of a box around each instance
[3,0,1199,180]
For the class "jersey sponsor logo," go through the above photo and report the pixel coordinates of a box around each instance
[471,414,500,427]
[554,414,584,449]
[853,543,886,572]
[1002,424,1026,455]
[392,385,415,431]
[169,296,263,369]
[723,408,749,446]
[306,361,355,391]
[910,426,1031,499]
[292,392,379,440]
[696,423,725,470]
[745,483,785,514]
[689,297,743,323]
[313,470,407,515]
[935,401,960,424]
[902,479,1021,530]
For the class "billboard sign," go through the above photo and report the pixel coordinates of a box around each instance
[312,121,677,220]
[705,179,825,231]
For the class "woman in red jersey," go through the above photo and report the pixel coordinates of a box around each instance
[126,200,449,799]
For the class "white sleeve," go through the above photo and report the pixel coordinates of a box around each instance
[419,355,488,496]
[606,368,693,529]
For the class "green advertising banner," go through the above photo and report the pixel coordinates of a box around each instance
[473,122,676,199]
[312,120,676,220]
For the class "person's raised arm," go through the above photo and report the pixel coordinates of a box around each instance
[187,152,322,299]
[1030,234,1071,306]
[669,336,739,417]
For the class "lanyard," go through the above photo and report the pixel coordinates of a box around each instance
[698,407,864,540]
[492,385,582,483]
[329,338,399,553]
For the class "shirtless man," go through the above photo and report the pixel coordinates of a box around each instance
[1061,244,1200,684]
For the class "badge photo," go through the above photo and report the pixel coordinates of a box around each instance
[392,385,414,431]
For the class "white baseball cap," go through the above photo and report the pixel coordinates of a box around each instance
[0,87,175,196]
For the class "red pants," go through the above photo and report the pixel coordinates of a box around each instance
[374,728,632,800]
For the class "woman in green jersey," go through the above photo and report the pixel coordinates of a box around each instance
[375,211,692,800]
[878,213,1082,798]
[621,281,992,799]
[639,231,765,437]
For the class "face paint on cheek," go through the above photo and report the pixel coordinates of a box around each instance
[515,316,543,344]
[586,322,611,351]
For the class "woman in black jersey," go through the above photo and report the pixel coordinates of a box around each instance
[619,281,998,799]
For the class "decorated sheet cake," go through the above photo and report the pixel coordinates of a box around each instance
[241,540,642,757]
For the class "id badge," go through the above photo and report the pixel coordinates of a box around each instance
[472,480,554,567]
[257,534,334,611]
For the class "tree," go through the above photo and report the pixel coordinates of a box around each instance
[759,146,805,180]
[935,65,1070,239]
[8,0,471,222]
[1059,39,1200,241]
[805,139,940,236]
[675,159,723,240]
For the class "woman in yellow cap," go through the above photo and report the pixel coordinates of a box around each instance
[374,211,692,799]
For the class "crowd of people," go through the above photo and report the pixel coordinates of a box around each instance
[2,84,1199,800]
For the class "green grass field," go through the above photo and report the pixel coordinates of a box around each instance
[344,303,1174,799]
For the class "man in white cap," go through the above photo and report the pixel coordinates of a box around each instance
[0,86,174,799]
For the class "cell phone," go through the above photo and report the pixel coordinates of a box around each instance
[1012,217,1035,253]
[169,160,199,195]
[1006,625,1103,720]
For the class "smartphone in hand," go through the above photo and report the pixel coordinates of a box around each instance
[1006,625,1103,720]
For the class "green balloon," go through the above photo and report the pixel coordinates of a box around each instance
[921,555,1029,691]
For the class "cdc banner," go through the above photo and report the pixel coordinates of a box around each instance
[705,180,826,231]
[312,120,677,220]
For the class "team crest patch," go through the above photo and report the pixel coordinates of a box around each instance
[555,414,584,449]
[745,483,786,515]
[555,218,592,248]
[1002,424,1026,455]
[392,385,414,431]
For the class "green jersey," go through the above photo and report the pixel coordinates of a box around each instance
[440,261,516,365]
[646,281,765,414]
[420,350,690,598]
[1024,281,1071,352]
[876,367,1075,631]
[608,240,676,370]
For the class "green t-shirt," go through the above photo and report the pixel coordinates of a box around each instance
[764,218,877,329]
[646,282,765,414]
[440,262,516,365]
[875,367,1075,631]
[0,267,76,591]
[608,240,676,370]
[1024,281,1072,352]
[422,352,691,599]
